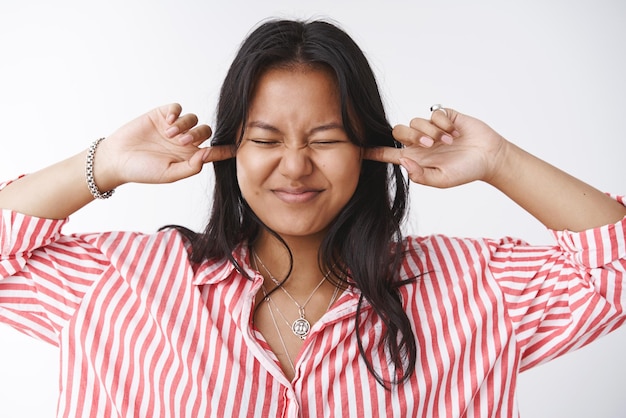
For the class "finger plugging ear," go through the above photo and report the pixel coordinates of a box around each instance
[201,144,237,163]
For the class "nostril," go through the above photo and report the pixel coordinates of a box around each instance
[278,149,314,178]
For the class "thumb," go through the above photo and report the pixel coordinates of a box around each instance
[398,157,426,184]
[158,150,207,183]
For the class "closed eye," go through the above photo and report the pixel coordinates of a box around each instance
[309,139,348,146]
[249,139,281,146]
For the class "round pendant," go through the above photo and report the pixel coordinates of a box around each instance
[292,317,311,339]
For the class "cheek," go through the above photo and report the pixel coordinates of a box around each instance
[325,151,361,191]
[235,151,274,196]
[235,155,251,196]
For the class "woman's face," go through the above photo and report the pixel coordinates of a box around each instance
[236,66,362,240]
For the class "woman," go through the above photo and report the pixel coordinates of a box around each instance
[0,19,624,418]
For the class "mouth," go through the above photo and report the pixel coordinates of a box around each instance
[272,188,324,204]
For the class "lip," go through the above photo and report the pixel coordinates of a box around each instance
[272,188,323,204]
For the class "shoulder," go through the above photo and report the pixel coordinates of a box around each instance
[398,234,510,312]
[399,234,524,287]
[402,234,495,260]
[76,227,193,264]
[402,234,528,261]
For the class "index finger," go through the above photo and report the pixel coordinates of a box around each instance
[202,145,237,163]
[363,146,402,164]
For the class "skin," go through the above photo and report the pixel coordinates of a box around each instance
[237,67,362,242]
[238,67,363,378]
[368,110,626,232]
[238,66,362,289]
[0,69,624,380]
[0,105,232,220]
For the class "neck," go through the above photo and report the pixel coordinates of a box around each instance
[252,230,329,295]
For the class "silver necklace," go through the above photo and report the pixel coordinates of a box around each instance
[261,285,296,376]
[260,284,340,377]
[253,251,333,340]
[266,283,340,336]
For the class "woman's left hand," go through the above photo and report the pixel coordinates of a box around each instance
[366,107,626,231]
[364,108,509,188]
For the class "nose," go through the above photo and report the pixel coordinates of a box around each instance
[278,145,314,179]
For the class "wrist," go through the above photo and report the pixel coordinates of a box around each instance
[483,138,519,190]
[87,138,122,197]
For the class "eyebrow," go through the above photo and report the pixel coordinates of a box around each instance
[246,120,345,135]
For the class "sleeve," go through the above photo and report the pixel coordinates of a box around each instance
[0,208,109,345]
[491,195,626,371]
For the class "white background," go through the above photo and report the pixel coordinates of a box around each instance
[1,0,625,416]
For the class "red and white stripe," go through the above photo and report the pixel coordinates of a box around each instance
[1,196,625,417]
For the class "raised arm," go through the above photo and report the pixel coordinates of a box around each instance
[0,104,234,220]
[365,107,626,231]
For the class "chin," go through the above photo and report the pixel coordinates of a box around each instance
[263,221,330,240]
[273,227,326,239]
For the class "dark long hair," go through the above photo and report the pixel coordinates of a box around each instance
[176,19,416,387]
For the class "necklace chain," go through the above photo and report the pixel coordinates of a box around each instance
[264,283,340,333]
[261,286,296,376]
[261,284,339,377]
[253,250,335,340]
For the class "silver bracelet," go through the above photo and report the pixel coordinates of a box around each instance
[85,137,115,199]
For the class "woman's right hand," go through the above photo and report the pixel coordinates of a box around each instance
[0,103,236,220]
[96,103,235,190]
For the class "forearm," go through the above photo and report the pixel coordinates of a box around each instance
[488,141,626,231]
[0,150,101,220]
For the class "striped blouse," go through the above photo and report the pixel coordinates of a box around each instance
[1,197,625,417]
